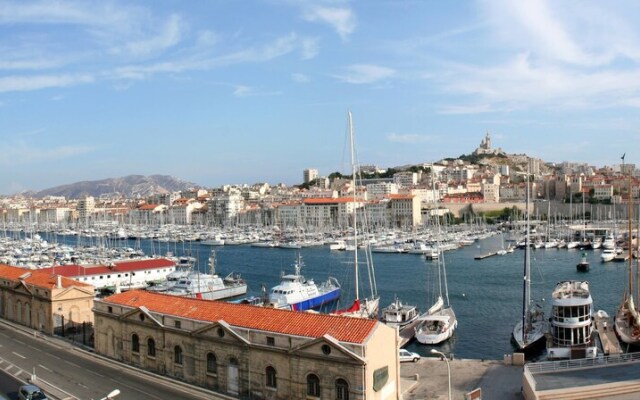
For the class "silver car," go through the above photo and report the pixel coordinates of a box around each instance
[399,349,421,362]
[17,384,48,400]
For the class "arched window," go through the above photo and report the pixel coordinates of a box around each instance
[307,374,320,397]
[336,378,349,400]
[174,345,183,365]
[206,353,217,374]
[266,366,277,388]
[131,334,139,353]
[147,338,156,357]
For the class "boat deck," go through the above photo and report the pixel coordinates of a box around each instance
[594,313,623,355]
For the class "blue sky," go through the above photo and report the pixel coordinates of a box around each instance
[1,0,640,195]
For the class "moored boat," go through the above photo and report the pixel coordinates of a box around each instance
[576,252,589,272]
[380,296,419,328]
[547,280,597,360]
[268,254,341,311]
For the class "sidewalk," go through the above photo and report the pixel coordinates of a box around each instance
[400,357,523,399]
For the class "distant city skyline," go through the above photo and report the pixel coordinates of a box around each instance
[1,0,639,195]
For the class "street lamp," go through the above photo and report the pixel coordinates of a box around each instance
[430,349,451,400]
[100,389,121,400]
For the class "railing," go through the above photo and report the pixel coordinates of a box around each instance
[526,352,640,375]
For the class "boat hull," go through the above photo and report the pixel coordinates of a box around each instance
[290,288,341,311]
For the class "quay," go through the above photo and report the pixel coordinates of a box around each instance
[614,253,630,262]
[594,312,623,356]
[399,319,421,347]
[474,252,497,260]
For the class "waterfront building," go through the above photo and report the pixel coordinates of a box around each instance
[592,184,614,201]
[129,204,168,225]
[77,196,96,225]
[208,191,245,226]
[39,207,72,224]
[387,194,421,227]
[38,258,177,292]
[0,264,95,334]
[94,290,400,399]
[169,199,202,225]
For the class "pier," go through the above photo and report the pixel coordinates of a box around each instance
[594,312,623,355]
[474,252,497,260]
[399,319,421,347]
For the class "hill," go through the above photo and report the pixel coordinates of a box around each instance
[33,175,199,199]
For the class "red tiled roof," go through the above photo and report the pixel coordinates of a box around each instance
[0,264,93,289]
[138,204,160,210]
[39,258,176,277]
[103,290,378,344]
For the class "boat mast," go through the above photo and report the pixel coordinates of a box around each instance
[348,111,359,301]
[627,164,633,298]
[522,167,531,339]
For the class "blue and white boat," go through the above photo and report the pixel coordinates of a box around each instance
[268,254,341,311]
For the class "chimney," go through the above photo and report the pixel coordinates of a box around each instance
[56,275,62,289]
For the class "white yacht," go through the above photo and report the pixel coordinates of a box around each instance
[600,248,616,262]
[164,251,247,300]
[547,280,597,360]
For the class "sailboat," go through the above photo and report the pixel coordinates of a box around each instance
[512,171,546,351]
[414,173,457,345]
[335,111,380,319]
[613,167,640,345]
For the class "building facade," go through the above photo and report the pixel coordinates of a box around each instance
[0,264,95,334]
[94,290,400,400]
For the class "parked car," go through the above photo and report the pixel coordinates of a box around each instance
[17,384,48,400]
[399,349,420,362]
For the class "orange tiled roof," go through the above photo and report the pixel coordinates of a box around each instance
[0,264,93,290]
[103,290,378,344]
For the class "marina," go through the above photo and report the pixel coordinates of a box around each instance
[2,226,633,360]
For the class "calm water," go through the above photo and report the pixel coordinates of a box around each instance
[41,232,631,360]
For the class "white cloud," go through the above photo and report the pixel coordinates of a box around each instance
[1,141,96,165]
[116,14,185,57]
[333,64,396,84]
[292,73,309,83]
[0,74,94,93]
[300,37,320,60]
[302,6,356,40]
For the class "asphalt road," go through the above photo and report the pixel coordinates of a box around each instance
[0,321,223,400]
[0,367,25,399]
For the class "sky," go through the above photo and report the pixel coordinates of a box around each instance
[1,0,640,195]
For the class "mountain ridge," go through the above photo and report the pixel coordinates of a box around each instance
[31,175,199,199]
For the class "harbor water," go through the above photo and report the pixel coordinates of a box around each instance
[38,232,631,360]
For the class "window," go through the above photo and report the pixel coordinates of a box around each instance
[217,328,225,338]
[322,344,331,355]
[175,320,181,329]
[336,378,349,400]
[139,314,145,321]
[147,338,156,357]
[174,345,183,365]
[107,306,113,313]
[206,353,217,374]
[266,366,277,388]
[307,374,320,397]
[131,334,139,353]
[266,336,275,346]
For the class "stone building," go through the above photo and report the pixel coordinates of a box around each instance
[0,264,95,334]
[94,290,400,399]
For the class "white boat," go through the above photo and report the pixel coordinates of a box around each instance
[602,234,615,250]
[164,251,247,301]
[380,296,419,328]
[268,254,341,311]
[547,280,597,360]
[415,173,457,345]
[328,240,346,251]
[512,168,547,352]
[600,248,616,262]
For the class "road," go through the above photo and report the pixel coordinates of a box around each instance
[0,321,223,400]
[0,366,24,399]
